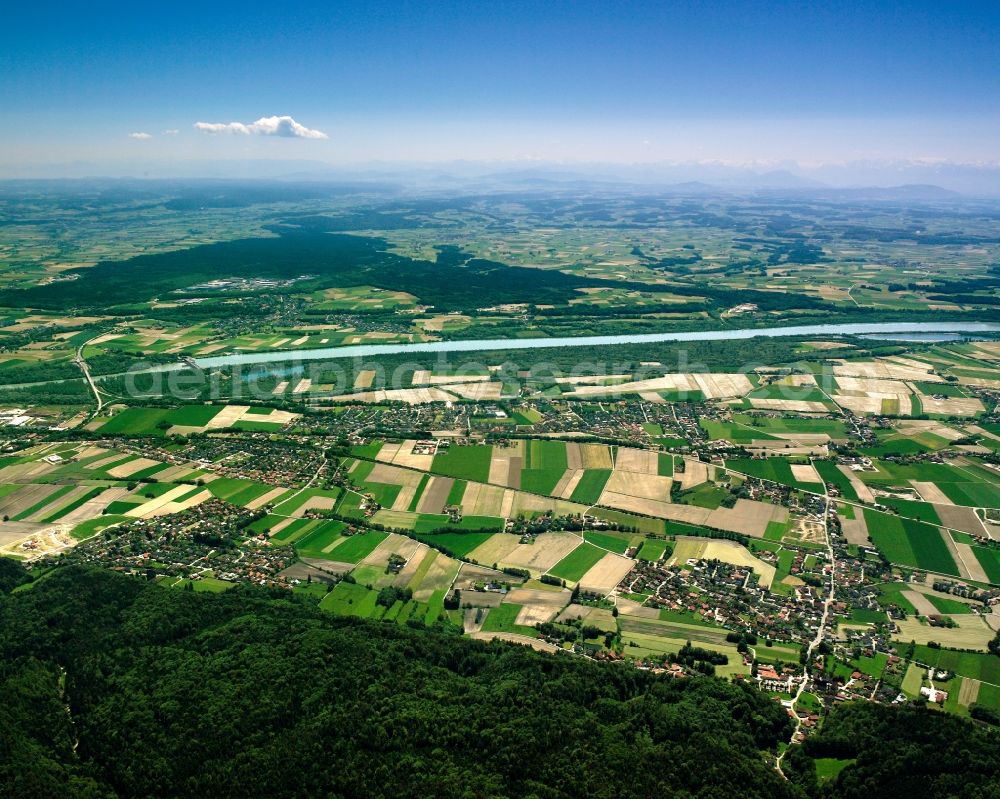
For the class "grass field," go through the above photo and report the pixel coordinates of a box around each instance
[431,445,493,483]
[327,531,389,563]
[636,538,669,561]
[569,469,612,504]
[582,530,632,553]
[547,542,605,582]
[520,440,568,495]
[294,520,347,557]
[813,460,859,501]
[413,530,496,558]
[971,546,1000,583]
[911,645,1000,684]
[726,457,824,493]
[863,509,959,576]
[480,603,537,637]
[319,581,379,617]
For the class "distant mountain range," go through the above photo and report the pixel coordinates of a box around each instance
[2,158,998,198]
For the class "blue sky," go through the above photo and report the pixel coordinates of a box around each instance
[2,1,999,169]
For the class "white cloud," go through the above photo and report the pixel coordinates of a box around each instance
[193,115,328,139]
[128,132,153,140]
[162,129,179,136]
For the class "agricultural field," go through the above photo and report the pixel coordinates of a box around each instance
[7,183,1000,768]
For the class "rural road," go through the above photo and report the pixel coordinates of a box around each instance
[75,337,105,416]
[776,486,836,776]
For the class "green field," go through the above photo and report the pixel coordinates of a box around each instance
[480,603,537,637]
[294,521,347,556]
[813,460,859,501]
[412,530,497,558]
[863,509,959,576]
[326,531,389,563]
[971,545,1000,584]
[319,581,379,617]
[725,457,824,493]
[520,440,568,495]
[431,445,493,483]
[911,645,1000,684]
[568,469,611,504]
[548,542,606,582]
[582,530,631,553]
[636,538,668,561]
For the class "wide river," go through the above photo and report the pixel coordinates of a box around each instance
[192,321,1000,369]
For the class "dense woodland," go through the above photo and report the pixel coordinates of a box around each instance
[1,564,998,798]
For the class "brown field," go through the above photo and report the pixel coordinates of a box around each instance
[901,590,939,616]
[153,464,199,482]
[952,540,990,583]
[919,396,984,416]
[790,463,822,484]
[426,374,490,385]
[488,444,523,488]
[693,373,753,399]
[390,545,433,586]
[911,481,954,506]
[555,469,584,500]
[599,492,675,517]
[353,369,376,390]
[615,597,660,618]
[288,494,338,516]
[446,382,503,400]
[452,561,512,591]
[346,387,457,404]
[704,499,788,537]
[601,469,671,502]
[749,398,830,413]
[833,359,938,382]
[245,486,289,510]
[205,404,251,428]
[412,553,460,600]
[840,506,871,546]
[548,468,574,497]
[507,492,585,518]
[361,533,424,568]
[460,482,508,516]
[892,615,996,650]
[838,466,876,503]
[577,552,635,594]
[553,374,630,384]
[128,485,209,518]
[935,504,988,536]
[374,442,403,463]
[466,533,522,566]
[500,533,582,574]
[897,420,966,442]
[958,677,981,707]
[415,476,453,514]
[670,537,777,588]
[579,443,614,469]
[679,459,708,489]
[506,587,573,606]
[0,484,66,519]
[0,520,45,548]
[555,604,618,631]
[57,487,130,525]
[107,457,160,479]
[615,447,659,474]
[367,462,423,487]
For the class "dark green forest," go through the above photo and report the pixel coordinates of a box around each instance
[0,221,831,315]
[1,564,998,798]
